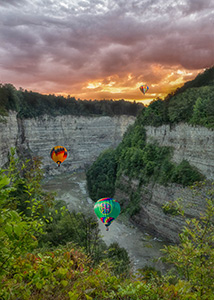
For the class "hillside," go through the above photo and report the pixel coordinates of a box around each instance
[86,67,214,241]
[139,66,214,128]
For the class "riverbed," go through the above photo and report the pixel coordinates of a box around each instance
[43,171,167,273]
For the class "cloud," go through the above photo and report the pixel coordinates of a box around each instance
[0,0,213,103]
[0,0,27,7]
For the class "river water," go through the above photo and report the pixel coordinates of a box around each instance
[43,172,167,273]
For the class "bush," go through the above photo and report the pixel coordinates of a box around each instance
[86,149,117,201]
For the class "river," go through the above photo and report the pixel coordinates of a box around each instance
[43,171,167,273]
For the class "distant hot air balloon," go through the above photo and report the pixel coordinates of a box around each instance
[139,84,149,95]
[50,146,68,167]
[94,197,121,231]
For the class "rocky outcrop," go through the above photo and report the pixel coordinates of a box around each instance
[1,113,214,242]
[0,112,18,166]
[0,112,135,175]
[145,124,214,180]
[114,123,214,243]
[115,175,207,243]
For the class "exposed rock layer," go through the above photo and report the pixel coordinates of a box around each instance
[114,124,214,242]
[115,175,207,243]
[1,113,214,242]
[1,113,135,175]
[145,124,214,180]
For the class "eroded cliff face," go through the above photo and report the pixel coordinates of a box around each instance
[115,175,207,243]
[145,124,214,180]
[0,112,18,166]
[1,113,214,242]
[0,113,135,175]
[114,123,214,242]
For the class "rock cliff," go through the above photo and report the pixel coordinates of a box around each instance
[1,112,214,243]
[0,112,135,175]
[145,124,214,180]
[115,175,208,243]
[114,123,214,243]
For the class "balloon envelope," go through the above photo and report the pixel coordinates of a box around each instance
[94,197,120,230]
[50,146,68,167]
[139,84,149,95]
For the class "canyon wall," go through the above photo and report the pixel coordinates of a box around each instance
[0,112,135,175]
[114,123,214,242]
[0,112,18,166]
[145,124,214,180]
[115,175,207,243]
[1,112,214,242]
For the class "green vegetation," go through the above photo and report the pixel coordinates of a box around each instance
[0,84,143,118]
[86,149,117,201]
[0,150,132,297]
[87,120,204,202]
[86,68,213,209]
[162,200,183,216]
[1,154,214,299]
[140,67,214,128]
[162,182,214,299]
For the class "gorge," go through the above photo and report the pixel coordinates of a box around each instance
[0,112,135,174]
[1,111,213,244]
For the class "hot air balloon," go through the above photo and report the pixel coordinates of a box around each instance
[139,84,149,95]
[94,197,120,231]
[50,146,67,167]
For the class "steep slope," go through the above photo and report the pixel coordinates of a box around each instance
[87,67,214,242]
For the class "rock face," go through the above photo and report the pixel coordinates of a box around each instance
[114,123,214,243]
[115,175,207,243]
[0,112,18,166]
[0,113,135,175]
[1,113,214,242]
[145,124,214,180]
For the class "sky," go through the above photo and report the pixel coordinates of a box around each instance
[0,0,214,104]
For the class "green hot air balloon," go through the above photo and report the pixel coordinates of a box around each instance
[94,197,121,231]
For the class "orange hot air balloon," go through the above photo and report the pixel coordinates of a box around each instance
[50,146,68,167]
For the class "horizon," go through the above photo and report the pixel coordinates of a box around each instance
[0,0,213,105]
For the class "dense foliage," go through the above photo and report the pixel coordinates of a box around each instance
[0,84,143,118]
[86,149,117,201]
[1,154,214,299]
[140,67,214,128]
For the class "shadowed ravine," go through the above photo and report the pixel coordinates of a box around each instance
[43,171,167,273]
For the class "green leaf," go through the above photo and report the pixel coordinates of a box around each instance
[61,280,68,287]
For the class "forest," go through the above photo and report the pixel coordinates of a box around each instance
[0,84,143,118]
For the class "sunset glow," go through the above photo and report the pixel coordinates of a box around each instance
[0,0,213,105]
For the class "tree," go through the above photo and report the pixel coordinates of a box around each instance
[162,182,214,299]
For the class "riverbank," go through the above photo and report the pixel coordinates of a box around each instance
[43,171,167,273]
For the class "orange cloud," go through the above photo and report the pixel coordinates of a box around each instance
[0,0,213,105]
